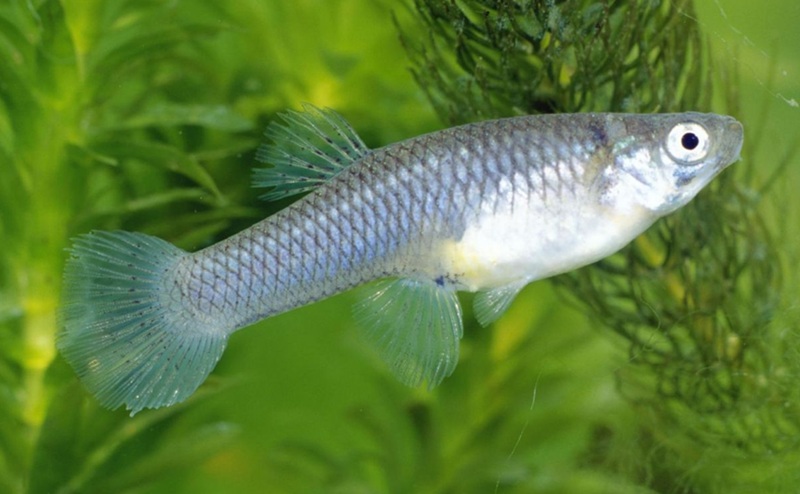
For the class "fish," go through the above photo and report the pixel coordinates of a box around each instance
[57,105,744,415]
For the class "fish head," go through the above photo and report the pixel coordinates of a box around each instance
[603,112,744,216]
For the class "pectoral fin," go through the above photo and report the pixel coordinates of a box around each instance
[354,278,463,388]
[473,281,527,326]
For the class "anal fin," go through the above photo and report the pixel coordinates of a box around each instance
[354,278,463,388]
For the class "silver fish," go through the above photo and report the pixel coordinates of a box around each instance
[58,106,743,414]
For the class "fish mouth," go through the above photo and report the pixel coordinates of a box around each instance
[725,118,745,165]
[711,117,744,172]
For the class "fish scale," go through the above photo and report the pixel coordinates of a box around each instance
[58,106,743,414]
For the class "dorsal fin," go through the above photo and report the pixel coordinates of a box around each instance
[253,104,370,201]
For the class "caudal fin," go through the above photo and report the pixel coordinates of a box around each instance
[58,231,228,415]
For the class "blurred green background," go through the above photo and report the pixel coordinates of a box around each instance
[0,0,798,493]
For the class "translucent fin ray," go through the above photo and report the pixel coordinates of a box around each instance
[253,104,370,201]
[354,278,463,388]
[473,281,526,326]
[57,231,228,415]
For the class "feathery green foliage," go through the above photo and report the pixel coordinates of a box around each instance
[0,1,434,492]
[401,0,708,122]
[402,0,800,491]
[0,0,796,492]
[0,1,252,491]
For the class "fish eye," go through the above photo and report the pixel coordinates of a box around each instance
[666,122,710,164]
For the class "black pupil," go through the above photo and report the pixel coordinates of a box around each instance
[681,132,700,150]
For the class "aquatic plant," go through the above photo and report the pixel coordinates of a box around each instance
[0,1,433,492]
[255,1,764,493]
[0,1,253,491]
[397,0,800,491]
[1,0,796,492]
[402,0,709,121]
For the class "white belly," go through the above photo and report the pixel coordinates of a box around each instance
[436,188,656,292]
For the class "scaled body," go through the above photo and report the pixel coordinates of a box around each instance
[59,107,743,414]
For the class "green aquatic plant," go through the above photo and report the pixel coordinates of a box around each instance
[402,0,709,122]
[2,0,795,492]
[400,0,800,491]
[0,1,254,491]
[0,1,437,492]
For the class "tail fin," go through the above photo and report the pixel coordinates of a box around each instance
[58,231,228,416]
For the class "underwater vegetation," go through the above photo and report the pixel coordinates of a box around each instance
[0,0,797,493]
[404,0,800,489]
